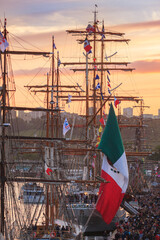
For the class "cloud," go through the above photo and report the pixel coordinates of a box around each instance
[132,59,160,73]
[111,20,160,33]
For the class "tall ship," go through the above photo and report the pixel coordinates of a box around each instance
[0,5,151,239]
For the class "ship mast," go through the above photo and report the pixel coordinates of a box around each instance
[0,20,56,236]
[0,17,7,235]
[93,5,98,127]
[65,7,135,140]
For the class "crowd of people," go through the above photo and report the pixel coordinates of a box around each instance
[113,188,160,240]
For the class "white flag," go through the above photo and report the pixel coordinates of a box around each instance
[0,32,9,52]
[63,118,70,136]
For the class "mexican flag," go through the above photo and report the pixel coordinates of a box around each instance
[96,103,129,224]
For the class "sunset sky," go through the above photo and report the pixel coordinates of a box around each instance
[0,0,160,116]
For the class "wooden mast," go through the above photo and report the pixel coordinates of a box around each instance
[56,51,60,138]
[0,18,7,235]
[100,20,104,118]
[93,5,97,127]
[51,36,55,138]
[45,72,50,229]
[85,48,89,139]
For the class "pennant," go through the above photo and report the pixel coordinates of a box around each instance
[53,43,57,49]
[96,135,101,147]
[108,88,111,95]
[84,39,92,54]
[58,59,61,67]
[105,55,108,61]
[95,74,100,80]
[95,83,101,90]
[94,65,97,70]
[114,96,121,108]
[107,75,110,82]
[101,25,105,40]
[99,117,105,126]
[97,136,101,142]
[96,142,100,148]
[93,153,97,158]
[93,57,96,62]
[99,125,103,133]
[101,34,105,40]
[46,168,53,176]
[100,91,104,100]
[107,70,110,75]
[107,81,111,88]
[103,111,107,119]
[86,24,95,33]
[0,31,9,52]
[96,103,129,224]
[63,118,71,136]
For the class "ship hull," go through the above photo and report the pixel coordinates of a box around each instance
[66,205,125,235]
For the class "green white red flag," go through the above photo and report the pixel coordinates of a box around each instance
[96,103,129,224]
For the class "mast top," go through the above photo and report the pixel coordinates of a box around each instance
[93,4,98,24]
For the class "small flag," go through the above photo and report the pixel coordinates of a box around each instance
[46,168,53,176]
[93,57,96,62]
[95,83,101,90]
[103,111,107,119]
[63,118,70,136]
[53,43,57,49]
[107,75,110,82]
[99,125,103,132]
[107,81,111,88]
[114,96,121,108]
[99,117,105,126]
[97,136,101,142]
[86,24,95,33]
[96,142,99,148]
[100,91,104,100]
[58,59,61,67]
[95,74,99,80]
[105,55,108,61]
[94,65,97,70]
[108,88,111,95]
[84,39,92,54]
[0,31,9,52]
[107,70,110,75]
[101,34,105,40]
[101,25,105,40]
[96,103,129,224]
[93,153,97,158]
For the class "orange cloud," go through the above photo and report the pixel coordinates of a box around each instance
[111,20,160,32]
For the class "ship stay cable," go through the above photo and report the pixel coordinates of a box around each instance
[9,32,47,52]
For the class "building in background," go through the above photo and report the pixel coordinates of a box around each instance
[123,107,133,118]
[18,109,45,122]
[18,111,31,122]
[143,114,153,119]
